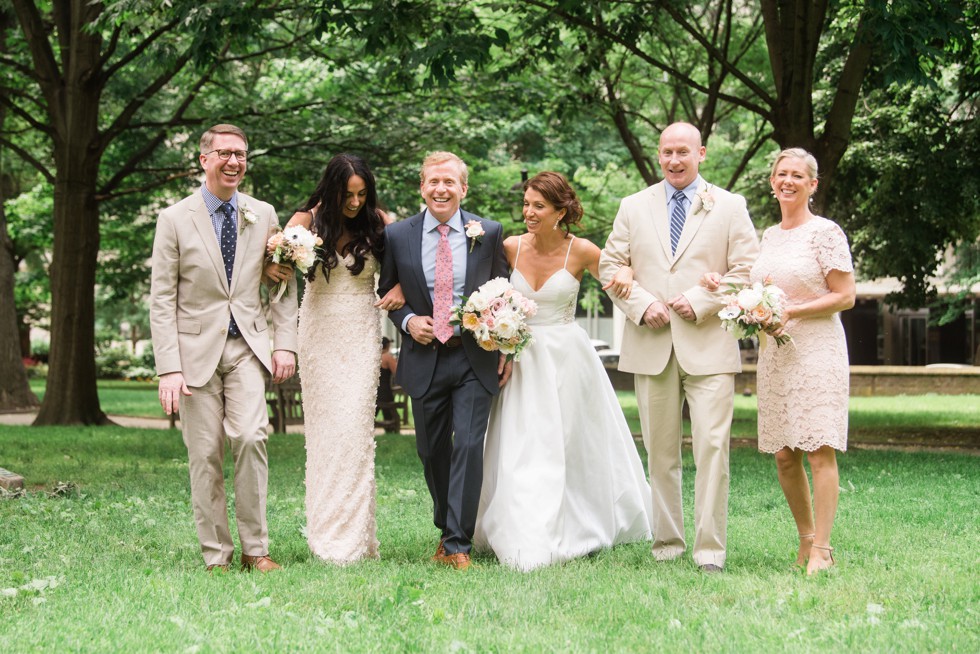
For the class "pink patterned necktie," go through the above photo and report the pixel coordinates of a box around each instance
[433,223,454,343]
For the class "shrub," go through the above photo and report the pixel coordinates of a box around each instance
[95,345,134,379]
[30,339,50,363]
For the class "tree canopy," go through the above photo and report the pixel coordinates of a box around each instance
[1,0,977,421]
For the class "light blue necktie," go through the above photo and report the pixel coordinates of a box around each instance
[669,190,688,254]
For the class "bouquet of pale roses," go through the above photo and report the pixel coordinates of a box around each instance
[451,277,537,361]
[717,277,792,346]
[266,225,322,302]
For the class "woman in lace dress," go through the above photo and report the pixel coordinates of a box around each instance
[704,148,855,574]
[272,154,403,564]
[474,172,652,571]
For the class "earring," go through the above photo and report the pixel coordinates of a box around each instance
[553,220,560,231]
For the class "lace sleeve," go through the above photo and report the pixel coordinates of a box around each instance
[814,220,853,276]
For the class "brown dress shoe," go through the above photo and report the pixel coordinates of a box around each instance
[443,552,474,571]
[206,564,230,573]
[431,537,448,563]
[241,554,281,572]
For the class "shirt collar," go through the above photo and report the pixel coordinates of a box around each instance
[201,185,239,215]
[665,176,702,201]
[423,209,463,233]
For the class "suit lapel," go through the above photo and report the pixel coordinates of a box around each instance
[462,210,479,294]
[650,183,673,262]
[229,197,253,295]
[189,193,230,291]
[406,213,432,314]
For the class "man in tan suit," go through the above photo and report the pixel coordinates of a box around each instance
[600,122,759,572]
[150,124,298,572]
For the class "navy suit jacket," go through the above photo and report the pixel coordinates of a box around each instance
[378,209,509,397]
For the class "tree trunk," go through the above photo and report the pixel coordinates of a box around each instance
[34,165,108,425]
[25,0,109,425]
[0,175,40,412]
[0,8,40,411]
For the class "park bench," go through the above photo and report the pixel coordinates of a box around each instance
[166,377,300,433]
[375,384,410,433]
[167,376,409,434]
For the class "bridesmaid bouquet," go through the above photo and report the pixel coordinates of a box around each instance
[451,277,538,361]
[266,225,322,302]
[717,278,793,346]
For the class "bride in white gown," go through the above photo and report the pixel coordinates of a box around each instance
[474,172,652,571]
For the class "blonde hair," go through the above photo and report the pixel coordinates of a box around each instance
[420,151,468,185]
[770,147,819,180]
[200,124,248,153]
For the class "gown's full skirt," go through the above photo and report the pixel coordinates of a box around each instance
[474,269,652,571]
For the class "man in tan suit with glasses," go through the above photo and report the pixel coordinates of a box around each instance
[600,122,759,572]
[150,124,298,573]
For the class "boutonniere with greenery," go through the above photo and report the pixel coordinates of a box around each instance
[465,219,485,252]
[696,187,715,214]
[238,203,258,234]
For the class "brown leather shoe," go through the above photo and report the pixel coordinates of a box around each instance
[206,564,229,573]
[443,552,474,571]
[241,554,281,572]
[431,537,448,563]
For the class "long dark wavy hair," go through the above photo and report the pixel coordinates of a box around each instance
[301,154,385,281]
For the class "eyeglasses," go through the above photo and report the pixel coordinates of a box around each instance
[203,149,248,161]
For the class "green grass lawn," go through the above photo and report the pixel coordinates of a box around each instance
[29,380,980,447]
[0,424,977,651]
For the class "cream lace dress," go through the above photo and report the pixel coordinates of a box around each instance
[752,217,854,453]
[298,252,381,563]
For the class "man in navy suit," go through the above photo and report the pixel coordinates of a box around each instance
[378,151,510,570]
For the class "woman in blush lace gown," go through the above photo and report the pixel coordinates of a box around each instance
[270,154,404,564]
[473,172,652,572]
[703,148,855,575]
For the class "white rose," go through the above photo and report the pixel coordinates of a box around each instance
[465,221,485,239]
[736,287,763,310]
[493,309,521,340]
[468,291,489,312]
[480,277,511,298]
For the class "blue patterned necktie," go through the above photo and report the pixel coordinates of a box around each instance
[669,190,688,255]
[218,202,240,337]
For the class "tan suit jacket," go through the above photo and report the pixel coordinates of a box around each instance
[600,179,759,376]
[150,190,298,387]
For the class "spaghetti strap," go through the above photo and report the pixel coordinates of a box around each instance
[514,234,523,268]
[562,235,575,270]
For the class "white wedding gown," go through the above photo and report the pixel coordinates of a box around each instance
[474,236,652,571]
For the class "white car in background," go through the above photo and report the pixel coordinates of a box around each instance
[590,339,620,366]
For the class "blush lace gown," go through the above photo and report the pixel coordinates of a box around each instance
[474,236,652,571]
[752,217,854,453]
[298,252,381,563]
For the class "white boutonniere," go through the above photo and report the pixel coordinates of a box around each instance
[238,204,258,234]
[465,220,485,252]
[696,188,715,214]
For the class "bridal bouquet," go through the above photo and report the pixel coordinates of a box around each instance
[717,278,793,346]
[266,225,322,302]
[451,277,537,361]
